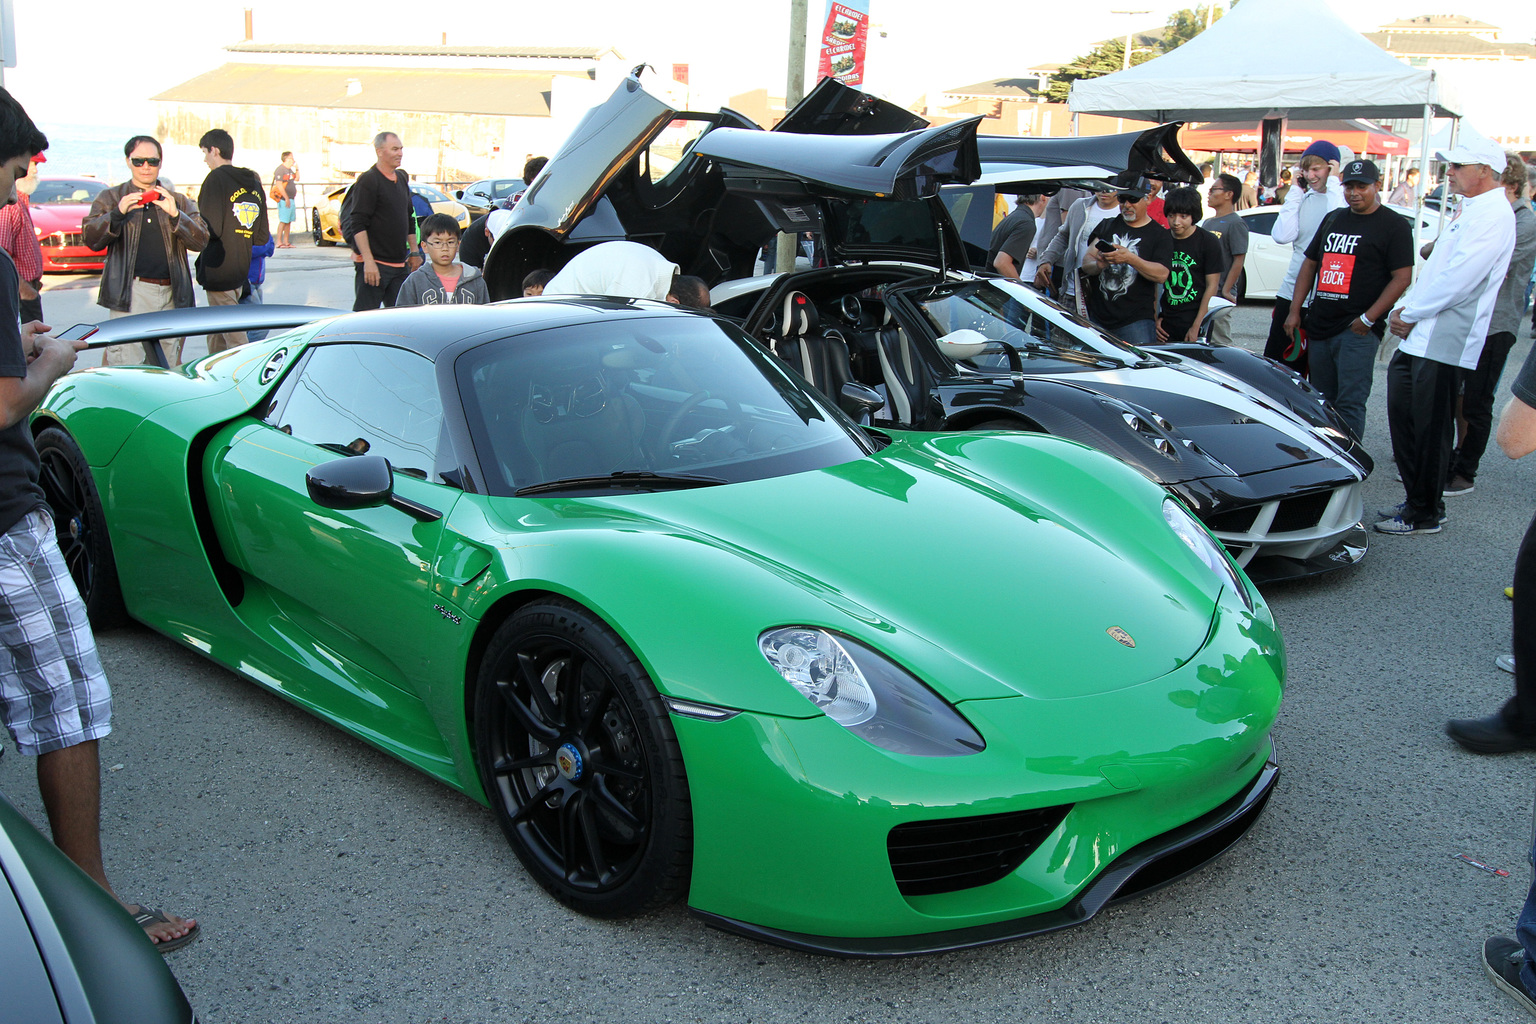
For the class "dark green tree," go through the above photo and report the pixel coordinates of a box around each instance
[1045,40,1157,103]
[1160,4,1229,52]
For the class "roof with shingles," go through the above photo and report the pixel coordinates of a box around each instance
[223,42,612,59]
[151,64,569,116]
[1366,31,1536,58]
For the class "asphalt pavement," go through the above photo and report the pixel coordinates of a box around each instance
[7,259,1536,1022]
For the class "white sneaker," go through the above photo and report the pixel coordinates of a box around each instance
[1498,654,1516,674]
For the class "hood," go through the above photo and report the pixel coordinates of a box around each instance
[29,203,89,235]
[514,435,1224,707]
[1056,364,1354,481]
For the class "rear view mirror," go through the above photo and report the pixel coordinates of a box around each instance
[934,329,990,359]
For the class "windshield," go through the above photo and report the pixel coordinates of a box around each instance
[414,184,449,202]
[906,278,1146,373]
[33,179,106,205]
[457,314,871,496]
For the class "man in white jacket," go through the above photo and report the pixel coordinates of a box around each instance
[1382,137,1517,535]
[1263,141,1345,374]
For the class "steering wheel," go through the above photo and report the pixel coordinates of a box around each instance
[660,390,747,459]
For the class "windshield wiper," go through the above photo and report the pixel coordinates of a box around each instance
[514,470,728,497]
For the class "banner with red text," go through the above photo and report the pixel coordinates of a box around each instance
[817,0,870,86]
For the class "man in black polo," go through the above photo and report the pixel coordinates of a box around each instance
[343,131,418,310]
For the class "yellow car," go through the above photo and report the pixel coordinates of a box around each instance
[310,182,471,247]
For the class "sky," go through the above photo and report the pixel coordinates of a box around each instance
[4,0,1534,131]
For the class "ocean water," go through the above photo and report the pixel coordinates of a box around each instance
[36,123,145,185]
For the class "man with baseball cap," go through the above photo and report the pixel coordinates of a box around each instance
[1381,137,1516,534]
[1079,175,1173,346]
[1285,157,1415,444]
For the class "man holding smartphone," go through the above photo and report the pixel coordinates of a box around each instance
[83,136,208,366]
[1079,177,1173,347]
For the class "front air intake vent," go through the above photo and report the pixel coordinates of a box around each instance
[888,805,1072,897]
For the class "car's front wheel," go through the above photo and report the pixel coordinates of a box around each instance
[34,427,127,629]
[473,599,692,917]
[312,210,333,247]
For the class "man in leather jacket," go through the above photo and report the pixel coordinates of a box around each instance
[82,136,208,366]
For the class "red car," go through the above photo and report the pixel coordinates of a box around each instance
[30,177,109,272]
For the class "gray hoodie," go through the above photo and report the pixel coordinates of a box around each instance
[395,262,489,306]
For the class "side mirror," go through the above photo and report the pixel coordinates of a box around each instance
[307,455,442,522]
[935,328,1023,373]
[454,189,464,200]
[307,455,393,509]
[934,328,991,359]
[839,381,885,424]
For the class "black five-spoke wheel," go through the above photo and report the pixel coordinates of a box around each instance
[474,599,691,916]
[34,427,127,629]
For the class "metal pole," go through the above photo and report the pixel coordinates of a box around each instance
[776,0,810,274]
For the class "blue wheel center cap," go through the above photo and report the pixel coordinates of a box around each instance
[555,743,584,781]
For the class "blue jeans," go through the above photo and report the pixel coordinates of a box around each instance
[1308,327,1377,442]
[1105,318,1156,347]
[239,284,267,342]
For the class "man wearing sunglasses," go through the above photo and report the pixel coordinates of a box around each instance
[1078,178,1172,347]
[83,136,208,365]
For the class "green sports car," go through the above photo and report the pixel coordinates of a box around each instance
[35,299,1282,955]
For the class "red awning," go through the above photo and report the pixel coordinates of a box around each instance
[1179,119,1411,157]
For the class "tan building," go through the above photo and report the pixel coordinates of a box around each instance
[151,41,628,199]
[1365,15,1535,148]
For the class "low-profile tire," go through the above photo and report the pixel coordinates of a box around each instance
[33,427,128,630]
[473,598,692,917]
[312,210,334,247]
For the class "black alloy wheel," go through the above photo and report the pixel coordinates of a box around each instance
[34,427,128,629]
[474,599,691,917]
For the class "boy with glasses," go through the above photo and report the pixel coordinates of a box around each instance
[82,136,208,365]
[395,213,488,306]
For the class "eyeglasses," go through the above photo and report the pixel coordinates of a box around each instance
[1447,162,1464,171]
[130,157,161,167]
[422,238,459,249]
[1117,193,1144,203]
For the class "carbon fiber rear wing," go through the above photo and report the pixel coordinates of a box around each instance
[58,304,349,368]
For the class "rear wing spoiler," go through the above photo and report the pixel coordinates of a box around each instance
[59,305,349,368]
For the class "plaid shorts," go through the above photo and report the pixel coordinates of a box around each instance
[0,508,112,755]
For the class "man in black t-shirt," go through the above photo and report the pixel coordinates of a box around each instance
[342,131,418,310]
[986,196,1037,279]
[1284,159,1414,442]
[1080,179,1173,347]
[1157,186,1223,342]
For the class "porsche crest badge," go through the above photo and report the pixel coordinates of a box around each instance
[1107,626,1136,648]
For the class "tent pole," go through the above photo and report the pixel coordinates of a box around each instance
[1415,100,1433,262]
[1072,112,1079,137]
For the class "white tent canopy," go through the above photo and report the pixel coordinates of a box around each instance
[1068,0,1459,122]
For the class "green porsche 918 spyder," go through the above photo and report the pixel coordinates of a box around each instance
[34,299,1282,956]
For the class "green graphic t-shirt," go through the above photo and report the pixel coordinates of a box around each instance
[1161,226,1223,339]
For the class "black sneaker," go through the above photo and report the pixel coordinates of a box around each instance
[1484,936,1536,1016]
[1445,475,1475,496]
[1446,715,1536,754]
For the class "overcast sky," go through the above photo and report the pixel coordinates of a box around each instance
[6,0,1533,130]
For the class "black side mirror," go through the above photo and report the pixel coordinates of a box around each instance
[454,189,464,200]
[839,382,885,424]
[307,456,442,522]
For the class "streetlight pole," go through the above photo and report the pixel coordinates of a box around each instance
[1110,9,1150,133]
[776,0,809,274]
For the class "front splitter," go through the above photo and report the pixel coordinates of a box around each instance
[693,754,1279,958]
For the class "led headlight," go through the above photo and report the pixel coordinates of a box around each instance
[1162,498,1254,612]
[758,627,984,757]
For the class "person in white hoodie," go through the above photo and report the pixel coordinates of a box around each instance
[1263,141,1346,375]
[1381,137,1517,535]
[1033,182,1122,317]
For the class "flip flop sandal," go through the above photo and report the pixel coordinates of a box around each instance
[130,906,201,953]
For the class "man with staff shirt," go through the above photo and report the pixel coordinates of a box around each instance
[1284,158,1414,447]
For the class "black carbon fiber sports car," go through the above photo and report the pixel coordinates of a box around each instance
[487,70,1372,581]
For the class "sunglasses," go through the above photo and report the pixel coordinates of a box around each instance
[130,157,161,167]
[1117,193,1144,203]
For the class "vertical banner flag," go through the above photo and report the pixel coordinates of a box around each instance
[817,0,871,86]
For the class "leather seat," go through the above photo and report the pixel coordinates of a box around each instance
[874,307,932,427]
[769,291,852,400]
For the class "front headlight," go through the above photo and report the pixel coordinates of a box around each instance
[1163,498,1254,612]
[758,627,985,757]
